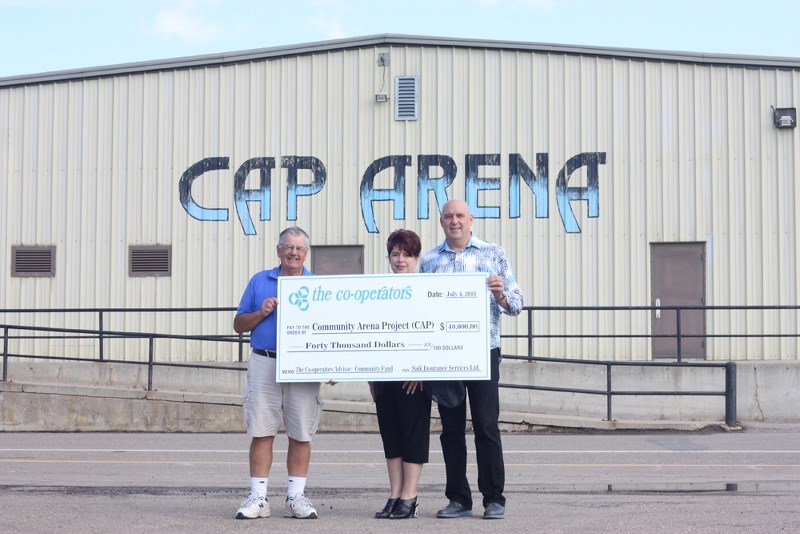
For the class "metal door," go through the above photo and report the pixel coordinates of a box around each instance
[650,242,706,359]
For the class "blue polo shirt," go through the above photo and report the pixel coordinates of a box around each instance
[236,265,314,351]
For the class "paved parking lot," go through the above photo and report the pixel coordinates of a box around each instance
[1,425,799,533]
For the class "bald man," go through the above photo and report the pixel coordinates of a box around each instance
[420,199,524,520]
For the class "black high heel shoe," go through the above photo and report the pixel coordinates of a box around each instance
[375,497,400,518]
[389,497,418,519]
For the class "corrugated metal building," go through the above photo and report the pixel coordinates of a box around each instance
[1,34,799,362]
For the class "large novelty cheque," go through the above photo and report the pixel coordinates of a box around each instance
[276,273,490,382]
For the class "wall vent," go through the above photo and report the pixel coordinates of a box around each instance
[129,245,171,277]
[394,76,419,120]
[12,246,55,277]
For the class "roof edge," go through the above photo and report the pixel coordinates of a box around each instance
[2,33,800,87]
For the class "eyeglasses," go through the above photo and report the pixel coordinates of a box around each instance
[279,244,308,253]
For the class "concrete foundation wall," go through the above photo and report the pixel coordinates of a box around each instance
[1,360,798,432]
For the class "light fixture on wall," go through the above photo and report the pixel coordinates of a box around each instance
[375,51,389,103]
[771,106,797,129]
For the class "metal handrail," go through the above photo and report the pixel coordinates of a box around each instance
[0,304,766,425]
[513,304,800,362]
[1,322,245,389]
[500,354,736,426]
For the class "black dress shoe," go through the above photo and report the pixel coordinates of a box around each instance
[389,497,418,519]
[436,500,472,518]
[483,502,505,519]
[375,497,399,518]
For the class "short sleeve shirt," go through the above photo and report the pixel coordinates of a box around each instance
[236,266,314,351]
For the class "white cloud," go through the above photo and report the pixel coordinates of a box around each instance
[310,14,348,40]
[474,0,559,10]
[151,0,223,42]
[514,0,557,11]
[312,0,353,10]
[514,0,558,10]
[308,0,352,40]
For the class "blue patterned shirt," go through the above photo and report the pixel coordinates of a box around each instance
[420,234,523,349]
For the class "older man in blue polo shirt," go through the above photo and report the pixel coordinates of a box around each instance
[233,226,322,521]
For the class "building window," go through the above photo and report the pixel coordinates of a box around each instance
[12,246,56,277]
[310,245,364,275]
[129,245,171,277]
[395,76,419,121]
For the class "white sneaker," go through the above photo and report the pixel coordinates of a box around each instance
[235,492,270,519]
[284,493,318,519]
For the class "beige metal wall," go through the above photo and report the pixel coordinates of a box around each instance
[1,41,799,361]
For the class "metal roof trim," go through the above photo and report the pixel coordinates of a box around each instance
[2,33,799,88]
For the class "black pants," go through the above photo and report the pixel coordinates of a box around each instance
[376,381,432,463]
[438,348,504,508]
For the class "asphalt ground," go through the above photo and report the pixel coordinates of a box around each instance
[1,424,799,533]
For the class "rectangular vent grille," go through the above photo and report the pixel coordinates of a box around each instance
[394,76,419,120]
[12,246,55,277]
[130,246,171,277]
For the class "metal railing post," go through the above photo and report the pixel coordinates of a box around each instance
[98,310,105,361]
[606,363,613,421]
[2,326,8,382]
[147,336,155,391]
[675,307,682,362]
[725,362,737,426]
[527,308,533,359]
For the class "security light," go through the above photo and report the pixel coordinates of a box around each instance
[772,106,797,129]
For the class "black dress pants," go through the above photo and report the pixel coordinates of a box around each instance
[376,381,432,463]
[438,348,504,508]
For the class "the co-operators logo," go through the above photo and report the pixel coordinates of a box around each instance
[288,285,310,311]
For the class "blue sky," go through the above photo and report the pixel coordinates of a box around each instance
[2,0,799,78]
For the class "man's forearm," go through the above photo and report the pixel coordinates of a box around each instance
[233,309,266,334]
